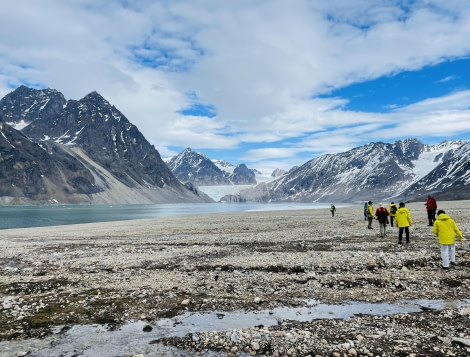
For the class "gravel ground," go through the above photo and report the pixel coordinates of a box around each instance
[1,200,469,356]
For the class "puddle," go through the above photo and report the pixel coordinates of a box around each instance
[2,299,469,357]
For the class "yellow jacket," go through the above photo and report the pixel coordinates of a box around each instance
[388,203,397,217]
[432,213,463,244]
[367,204,374,217]
[395,207,412,228]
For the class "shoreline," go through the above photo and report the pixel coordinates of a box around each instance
[0,201,337,230]
[1,200,469,356]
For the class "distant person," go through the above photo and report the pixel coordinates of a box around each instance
[366,201,374,229]
[375,204,390,238]
[433,210,464,270]
[395,202,412,244]
[388,202,397,227]
[363,202,368,221]
[330,204,336,217]
[425,195,437,226]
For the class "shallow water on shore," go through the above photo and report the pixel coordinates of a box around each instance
[2,298,469,357]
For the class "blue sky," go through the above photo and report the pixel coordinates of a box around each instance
[0,0,469,173]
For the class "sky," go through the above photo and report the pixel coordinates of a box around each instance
[0,0,469,173]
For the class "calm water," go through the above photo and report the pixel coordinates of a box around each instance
[0,202,334,230]
[1,298,468,357]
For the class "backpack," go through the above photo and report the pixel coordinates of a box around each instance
[390,205,397,214]
[376,209,388,223]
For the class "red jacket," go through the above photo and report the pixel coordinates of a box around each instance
[426,196,437,210]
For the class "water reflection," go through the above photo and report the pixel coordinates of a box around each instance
[1,299,468,357]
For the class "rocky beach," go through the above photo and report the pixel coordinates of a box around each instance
[1,200,469,357]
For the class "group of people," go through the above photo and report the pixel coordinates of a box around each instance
[365,200,411,243]
[363,196,464,270]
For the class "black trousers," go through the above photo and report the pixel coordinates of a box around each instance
[390,216,394,227]
[399,227,410,243]
[427,209,436,226]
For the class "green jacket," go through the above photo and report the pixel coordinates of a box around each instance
[432,213,463,244]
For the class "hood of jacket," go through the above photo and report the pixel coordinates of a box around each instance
[436,213,451,221]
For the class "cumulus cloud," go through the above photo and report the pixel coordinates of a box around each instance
[0,0,469,170]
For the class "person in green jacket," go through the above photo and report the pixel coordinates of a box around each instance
[395,202,412,244]
[433,210,464,270]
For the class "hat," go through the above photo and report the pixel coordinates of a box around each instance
[368,201,373,204]
[379,203,383,207]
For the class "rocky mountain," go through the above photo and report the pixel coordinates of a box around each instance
[0,86,66,129]
[0,86,212,205]
[236,139,469,203]
[402,141,470,201]
[0,119,99,205]
[166,148,257,186]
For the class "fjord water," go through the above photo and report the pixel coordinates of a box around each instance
[0,202,332,229]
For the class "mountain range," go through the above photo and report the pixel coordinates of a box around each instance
[0,86,212,205]
[233,139,470,203]
[1,85,468,205]
[166,148,257,186]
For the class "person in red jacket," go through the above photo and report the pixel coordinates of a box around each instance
[375,204,390,238]
[425,195,437,226]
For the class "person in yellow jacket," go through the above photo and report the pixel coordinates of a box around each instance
[395,202,412,244]
[388,202,397,227]
[366,201,374,229]
[432,210,464,270]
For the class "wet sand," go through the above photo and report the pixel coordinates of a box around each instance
[1,200,469,356]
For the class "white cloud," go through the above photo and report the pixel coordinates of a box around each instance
[0,0,469,171]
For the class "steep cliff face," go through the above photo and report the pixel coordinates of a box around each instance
[0,85,66,129]
[0,120,99,204]
[0,86,213,204]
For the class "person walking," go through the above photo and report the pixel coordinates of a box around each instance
[432,210,464,270]
[425,195,437,226]
[388,202,397,227]
[330,204,336,217]
[366,201,374,229]
[375,203,390,237]
[395,202,412,244]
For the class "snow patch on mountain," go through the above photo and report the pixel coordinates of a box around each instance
[411,141,462,182]
[6,120,28,130]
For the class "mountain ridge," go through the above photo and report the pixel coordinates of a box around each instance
[166,148,257,186]
[232,139,469,203]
